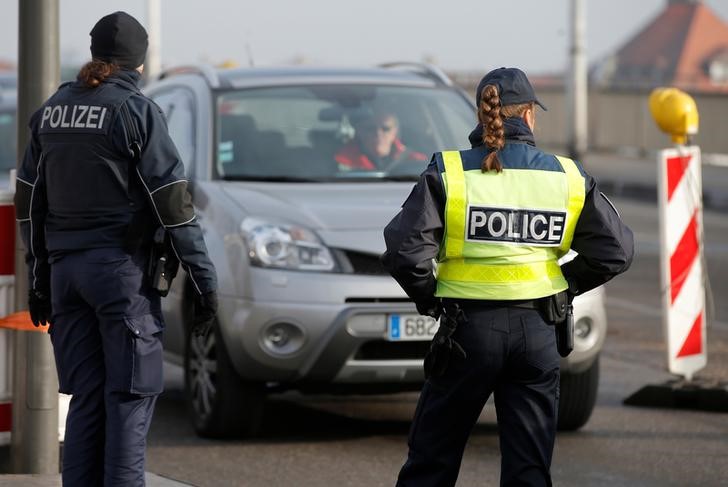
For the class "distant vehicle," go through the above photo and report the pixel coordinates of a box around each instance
[0,72,16,91]
[0,74,17,189]
[143,63,606,437]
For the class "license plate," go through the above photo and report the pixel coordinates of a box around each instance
[387,314,439,341]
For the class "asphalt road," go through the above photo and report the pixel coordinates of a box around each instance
[146,196,728,487]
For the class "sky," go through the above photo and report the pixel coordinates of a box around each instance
[2,0,728,74]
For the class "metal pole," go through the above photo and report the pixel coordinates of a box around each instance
[145,0,162,82]
[12,0,60,474]
[567,0,588,161]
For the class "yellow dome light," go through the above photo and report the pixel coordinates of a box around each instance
[648,88,699,145]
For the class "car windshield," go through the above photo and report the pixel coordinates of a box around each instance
[0,110,16,173]
[215,84,475,181]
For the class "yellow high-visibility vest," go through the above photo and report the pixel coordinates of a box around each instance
[435,146,586,300]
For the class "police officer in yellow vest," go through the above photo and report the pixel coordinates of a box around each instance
[382,67,634,487]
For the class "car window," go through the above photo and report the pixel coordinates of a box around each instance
[151,88,196,171]
[0,110,16,173]
[215,85,474,181]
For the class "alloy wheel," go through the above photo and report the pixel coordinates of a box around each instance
[188,332,218,420]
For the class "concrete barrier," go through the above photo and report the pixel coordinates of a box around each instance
[0,189,68,449]
[0,189,14,446]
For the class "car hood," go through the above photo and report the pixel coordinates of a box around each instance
[220,182,414,254]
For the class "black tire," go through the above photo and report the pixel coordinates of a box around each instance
[184,321,265,438]
[557,355,599,431]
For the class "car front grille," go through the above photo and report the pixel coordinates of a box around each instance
[339,250,389,276]
[354,340,430,360]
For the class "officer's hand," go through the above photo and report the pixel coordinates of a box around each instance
[28,289,52,327]
[415,297,442,320]
[192,291,218,337]
[424,329,466,379]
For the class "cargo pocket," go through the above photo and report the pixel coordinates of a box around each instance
[121,314,165,396]
[521,311,560,374]
[48,324,72,395]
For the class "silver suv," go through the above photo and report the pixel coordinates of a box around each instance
[144,64,606,437]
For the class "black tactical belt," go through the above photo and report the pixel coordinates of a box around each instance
[442,298,541,310]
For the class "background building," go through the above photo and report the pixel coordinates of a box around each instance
[596,0,728,93]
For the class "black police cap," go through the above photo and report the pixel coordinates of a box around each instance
[476,67,547,111]
[90,11,148,69]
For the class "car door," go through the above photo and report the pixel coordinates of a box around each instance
[149,86,198,359]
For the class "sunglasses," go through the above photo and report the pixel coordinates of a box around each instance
[360,123,396,134]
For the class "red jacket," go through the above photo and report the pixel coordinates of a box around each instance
[335,139,426,170]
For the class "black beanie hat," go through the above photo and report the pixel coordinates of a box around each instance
[90,11,148,69]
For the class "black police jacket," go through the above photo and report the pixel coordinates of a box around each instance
[15,70,216,295]
[381,118,634,308]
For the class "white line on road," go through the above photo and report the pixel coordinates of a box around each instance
[703,153,728,167]
[606,296,728,329]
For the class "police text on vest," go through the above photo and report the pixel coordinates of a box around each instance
[40,105,108,130]
[466,206,566,246]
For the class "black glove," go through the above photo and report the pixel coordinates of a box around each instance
[28,289,52,327]
[193,291,218,337]
[415,297,442,320]
[423,304,467,379]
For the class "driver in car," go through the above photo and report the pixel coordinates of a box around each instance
[335,110,426,171]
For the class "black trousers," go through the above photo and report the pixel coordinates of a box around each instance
[49,248,164,487]
[397,305,560,487]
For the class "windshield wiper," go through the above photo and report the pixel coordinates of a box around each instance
[222,175,321,182]
[222,174,419,183]
[378,174,420,182]
[329,174,419,182]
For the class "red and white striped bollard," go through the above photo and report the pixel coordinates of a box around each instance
[657,146,706,381]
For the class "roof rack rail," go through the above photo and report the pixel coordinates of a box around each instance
[378,62,454,87]
[157,64,223,88]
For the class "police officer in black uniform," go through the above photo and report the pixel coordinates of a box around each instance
[382,68,634,486]
[15,11,218,486]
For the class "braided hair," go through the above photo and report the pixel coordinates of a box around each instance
[477,85,535,173]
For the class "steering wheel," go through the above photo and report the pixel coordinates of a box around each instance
[384,156,426,176]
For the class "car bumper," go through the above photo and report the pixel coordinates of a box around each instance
[562,286,607,373]
[219,268,606,385]
[218,268,426,387]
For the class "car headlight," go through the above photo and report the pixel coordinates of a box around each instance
[241,217,336,271]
